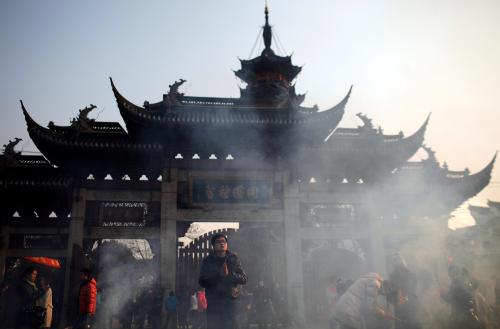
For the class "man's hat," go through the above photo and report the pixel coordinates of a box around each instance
[211,233,228,245]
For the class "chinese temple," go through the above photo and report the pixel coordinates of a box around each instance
[0,6,496,328]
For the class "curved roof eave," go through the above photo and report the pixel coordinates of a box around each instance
[391,113,431,160]
[377,152,495,218]
[21,100,162,163]
[461,152,497,192]
[110,77,155,134]
[20,100,59,163]
[402,113,430,144]
[20,100,59,143]
[316,85,352,117]
[20,100,45,132]
[110,77,148,115]
[442,152,497,207]
[304,86,351,142]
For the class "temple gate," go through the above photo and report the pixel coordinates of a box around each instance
[0,6,495,329]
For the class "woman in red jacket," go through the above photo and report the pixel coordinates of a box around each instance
[74,268,97,329]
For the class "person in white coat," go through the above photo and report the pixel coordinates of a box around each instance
[333,273,396,329]
[37,277,53,329]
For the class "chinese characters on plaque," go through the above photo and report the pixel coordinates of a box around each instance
[192,179,272,204]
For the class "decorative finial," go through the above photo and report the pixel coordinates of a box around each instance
[262,1,273,54]
[265,1,269,25]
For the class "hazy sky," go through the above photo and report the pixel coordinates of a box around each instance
[1,1,499,228]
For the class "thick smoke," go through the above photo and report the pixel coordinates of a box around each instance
[90,239,160,328]
[279,110,499,328]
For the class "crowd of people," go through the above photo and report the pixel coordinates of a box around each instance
[4,241,500,329]
[1,266,96,329]
[92,281,283,329]
[327,257,500,329]
[1,266,53,329]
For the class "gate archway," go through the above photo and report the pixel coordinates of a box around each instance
[176,223,287,317]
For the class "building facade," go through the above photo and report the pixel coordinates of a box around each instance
[0,8,495,328]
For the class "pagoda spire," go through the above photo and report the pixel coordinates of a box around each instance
[262,2,274,55]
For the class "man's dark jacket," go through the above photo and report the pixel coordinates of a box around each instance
[199,251,247,304]
[15,278,39,326]
[18,278,38,310]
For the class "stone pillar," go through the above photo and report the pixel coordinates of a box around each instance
[283,172,306,328]
[368,213,387,277]
[60,187,87,328]
[0,226,9,279]
[160,166,178,292]
[0,226,8,325]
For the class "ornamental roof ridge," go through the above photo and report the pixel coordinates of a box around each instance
[21,100,163,165]
[112,77,349,122]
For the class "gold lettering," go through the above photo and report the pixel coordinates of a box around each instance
[232,185,245,199]
[246,185,258,199]
[206,183,214,200]
[218,185,231,199]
